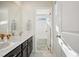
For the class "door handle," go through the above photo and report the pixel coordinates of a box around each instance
[56,34,61,38]
[58,37,78,57]
[58,37,71,51]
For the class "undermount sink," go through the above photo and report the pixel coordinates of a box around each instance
[0,41,16,50]
[0,42,10,50]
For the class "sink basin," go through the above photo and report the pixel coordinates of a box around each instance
[0,42,11,50]
[0,42,15,50]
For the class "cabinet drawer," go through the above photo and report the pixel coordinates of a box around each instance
[27,46,31,57]
[23,46,28,57]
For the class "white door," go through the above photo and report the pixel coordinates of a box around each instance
[54,2,79,57]
[60,2,79,57]
[35,9,51,52]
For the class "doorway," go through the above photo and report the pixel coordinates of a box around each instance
[35,9,52,53]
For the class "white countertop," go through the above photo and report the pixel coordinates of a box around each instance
[0,32,33,57]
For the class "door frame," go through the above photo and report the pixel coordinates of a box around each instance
[34,8,54,52]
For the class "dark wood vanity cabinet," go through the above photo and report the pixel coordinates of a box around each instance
[4,36,33,57]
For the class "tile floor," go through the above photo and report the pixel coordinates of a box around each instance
[30,48,56,57]
[30,51,55,57]
[30,39,56,57]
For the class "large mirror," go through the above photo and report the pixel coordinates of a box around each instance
[0,2,22,40]
[0,8,11,41]
[0,2,17,40]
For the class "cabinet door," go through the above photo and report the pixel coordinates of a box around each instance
[23,47,28,57]
[27,36,33,57]
[27,45,32,57]
[21,39,28,57]
[16,52,22,57]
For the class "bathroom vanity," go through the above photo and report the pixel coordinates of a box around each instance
[0,34,33,57]
[4,36,33,57]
